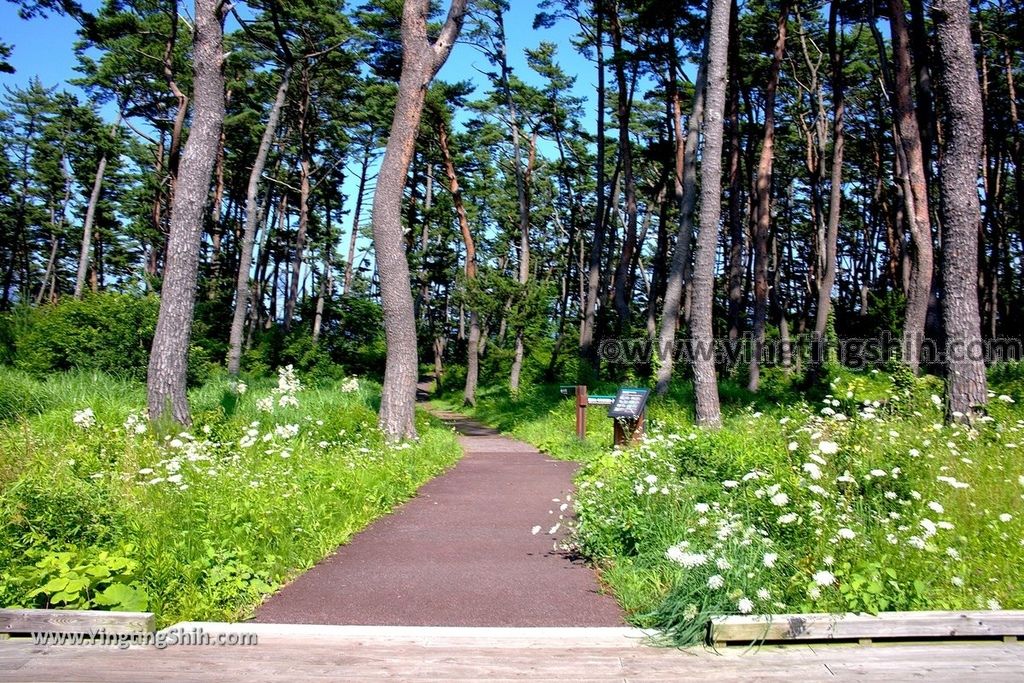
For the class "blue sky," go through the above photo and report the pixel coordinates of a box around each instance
[0,0,608,279]
[0,0,602,125]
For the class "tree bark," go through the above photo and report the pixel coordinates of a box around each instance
[344,144,372,295]
[227,65,291,375]
[689,0,731,428]
[748,0,791,392]
[932,0,988,418]
[579,0,606,370]
[437,118,480,406]
[285,69,313,330]
[147,0,225,424]
[313,189,334,344]
[610,6,638,328]
[726,0,744,350]
[655,29,708,394]
[372,0,466,440]
[889,0,934,374]
[812,3,845,368]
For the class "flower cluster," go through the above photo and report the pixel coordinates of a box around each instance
[257,365,302,412]
[569,373,1021,636]
[73,408,96,429]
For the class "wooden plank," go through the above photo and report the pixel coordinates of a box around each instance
[710,610,1024,644]
[0,609,155,636]
[2,633,1021,682]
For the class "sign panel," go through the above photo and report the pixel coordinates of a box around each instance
[608,388,650,419]
[587,395,615,406]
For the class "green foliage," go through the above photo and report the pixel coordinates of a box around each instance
[245,296,386,381]
[460,373,1024,645]
[4,294,212,384]
[2,547,149,611]
[0,367,50,421]
[0,370,461,625]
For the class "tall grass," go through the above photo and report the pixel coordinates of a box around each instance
[452,366,1024,644]
[0,367,461,625]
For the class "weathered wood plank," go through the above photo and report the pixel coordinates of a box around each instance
[710,610,1024,644]
[0,609,155,636]
[1,635,1021,682]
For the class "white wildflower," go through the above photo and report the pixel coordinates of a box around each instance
[707,574,725,590]
[666,547,708,568]
[812,570,836,586]
[737,597,754,614]
[802,463,822,480]
[818,441,839,455]
[73,408,95,429]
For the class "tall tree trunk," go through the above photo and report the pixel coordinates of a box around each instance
[285,70,313,330]
[655,29,708,394]
[748,0,791,392]
[74,117,121,298]
[726,0,744,350]
[147,0,225,424]
[889,0,934,374]
[344,144,371,295]
[690,0,732,427]
[372,0,466,440]
[932,0,988,418]
[488,7,532,393]
[812,3,846,369]
[312,190,334,344]
[437,118,480,406]
[611,7,638,328]
[38,157,73,304]
[227,65,291,375]
[579,0,606,370]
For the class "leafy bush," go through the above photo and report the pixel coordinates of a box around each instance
[4,293,212,383]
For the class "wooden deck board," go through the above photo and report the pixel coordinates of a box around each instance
[1,624,1022,681]
[711,610,1024,644]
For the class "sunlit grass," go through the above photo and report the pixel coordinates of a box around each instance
[453,366,1024,643]
[0,367,461,626]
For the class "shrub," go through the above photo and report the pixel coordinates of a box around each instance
[11,294,159,380]
[4,293,215,384]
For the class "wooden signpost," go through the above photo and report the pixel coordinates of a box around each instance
[566,385,649,446]
[608,387,650,446]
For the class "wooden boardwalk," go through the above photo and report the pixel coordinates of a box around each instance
[2,623,1023,681]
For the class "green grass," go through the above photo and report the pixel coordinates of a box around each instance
[0,367,462,626]
[441,366,1024,644]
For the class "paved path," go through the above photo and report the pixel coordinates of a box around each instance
[252,408,623,626]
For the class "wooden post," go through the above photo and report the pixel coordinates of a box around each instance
[613,412,646,447]
[575,385,587,439]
